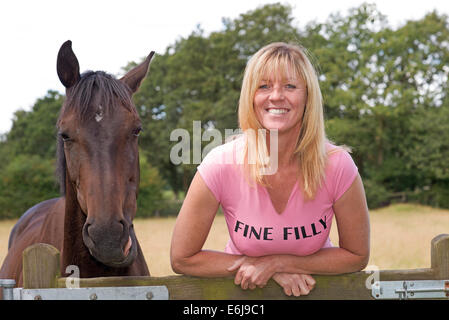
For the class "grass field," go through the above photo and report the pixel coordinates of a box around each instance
[1,203,448,276]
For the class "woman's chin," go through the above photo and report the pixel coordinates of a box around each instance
[261,123,297,134]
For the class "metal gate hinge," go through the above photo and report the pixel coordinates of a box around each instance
[372,280,449,300]
[1,281,169,300]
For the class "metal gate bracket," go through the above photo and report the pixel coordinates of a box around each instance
[372,280,449,300]
[3,285,169,300]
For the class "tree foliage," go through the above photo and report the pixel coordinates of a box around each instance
[6,90,63,161]
[0,155,59,219]
[1,3,449,219]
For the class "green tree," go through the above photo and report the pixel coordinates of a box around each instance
[6,90,63,160]
[137,152,167,217]
[2,2,449,214]
[306,4,449,207]
[401,105,449,207]
[0,90,63,218]
[0,155,59,219]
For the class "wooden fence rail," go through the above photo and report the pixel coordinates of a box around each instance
[20,234,449,300]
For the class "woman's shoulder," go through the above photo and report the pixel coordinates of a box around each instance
[202,134,245,165]
[325,141,356,171]
[197,135,245,202]
[323,141,358,201]
[326,141,351,157]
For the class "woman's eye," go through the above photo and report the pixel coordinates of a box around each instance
[132,127,143,137]
[259,84,269,89]
[286,84,296,89]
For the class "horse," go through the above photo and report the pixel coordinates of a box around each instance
[0,40,154,289]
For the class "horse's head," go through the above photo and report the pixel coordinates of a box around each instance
[56,41,154,268]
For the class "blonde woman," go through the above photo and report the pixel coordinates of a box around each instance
[170,42,370,297]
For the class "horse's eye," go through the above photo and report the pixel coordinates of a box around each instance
[132,127,143,137]
[59,132,71,141]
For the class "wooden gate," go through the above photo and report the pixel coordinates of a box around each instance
[4,234,449,300]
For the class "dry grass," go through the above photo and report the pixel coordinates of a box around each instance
[356,204,449,270]
[1,203,449,276]
[134,214,231,276]
[0,219,16,268]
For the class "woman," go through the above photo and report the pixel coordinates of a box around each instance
[170,42,370,297]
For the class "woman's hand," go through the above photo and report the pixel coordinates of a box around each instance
[227,256,316,296]
[272,273,316,297]
[227,256,277,290]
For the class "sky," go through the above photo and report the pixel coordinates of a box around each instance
[0,0,448,135]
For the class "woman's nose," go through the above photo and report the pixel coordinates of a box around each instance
[269,86,285,101]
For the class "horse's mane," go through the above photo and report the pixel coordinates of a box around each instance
[56,71,137,195]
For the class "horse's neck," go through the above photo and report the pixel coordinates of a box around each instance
[62,191,91,277]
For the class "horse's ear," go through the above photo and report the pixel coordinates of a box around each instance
[120,51,155,93]
[57,40,80,88]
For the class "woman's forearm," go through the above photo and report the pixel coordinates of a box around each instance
[272,247,369,275]
[172,247,368,278]
[171,249,243,277]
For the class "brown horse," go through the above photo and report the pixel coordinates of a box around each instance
[0,41,154,288]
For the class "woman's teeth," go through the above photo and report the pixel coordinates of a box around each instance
[267,108,288,114]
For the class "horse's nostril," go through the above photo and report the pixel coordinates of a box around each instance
[83,223,90,235]
[82,223,96,247]
[119,219,129,232]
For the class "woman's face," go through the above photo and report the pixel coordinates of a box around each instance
[253,74,307,134]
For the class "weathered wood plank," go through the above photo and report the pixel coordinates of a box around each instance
[431,234,449,279]
[59,274,371,300]
[378,268,436,280]
[54,268,436,300]
[22,243,60,289]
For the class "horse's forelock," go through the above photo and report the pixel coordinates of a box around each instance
[63,71,136,122]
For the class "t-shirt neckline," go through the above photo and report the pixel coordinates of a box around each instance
[260,180,299,215]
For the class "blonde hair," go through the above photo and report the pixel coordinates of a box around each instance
[238,42,327,200]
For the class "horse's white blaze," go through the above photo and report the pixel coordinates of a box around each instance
[95,105,104,122]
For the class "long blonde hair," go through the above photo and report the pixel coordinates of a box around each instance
[238,42,327,200]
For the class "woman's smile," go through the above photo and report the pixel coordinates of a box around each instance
[265,107,290,115]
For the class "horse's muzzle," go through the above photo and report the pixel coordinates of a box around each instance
[82,219,137,268]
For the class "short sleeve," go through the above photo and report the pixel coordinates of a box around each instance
[197,147,223,203]
[328,149,359,203]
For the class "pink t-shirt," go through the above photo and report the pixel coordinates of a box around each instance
[197,136,358,257]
